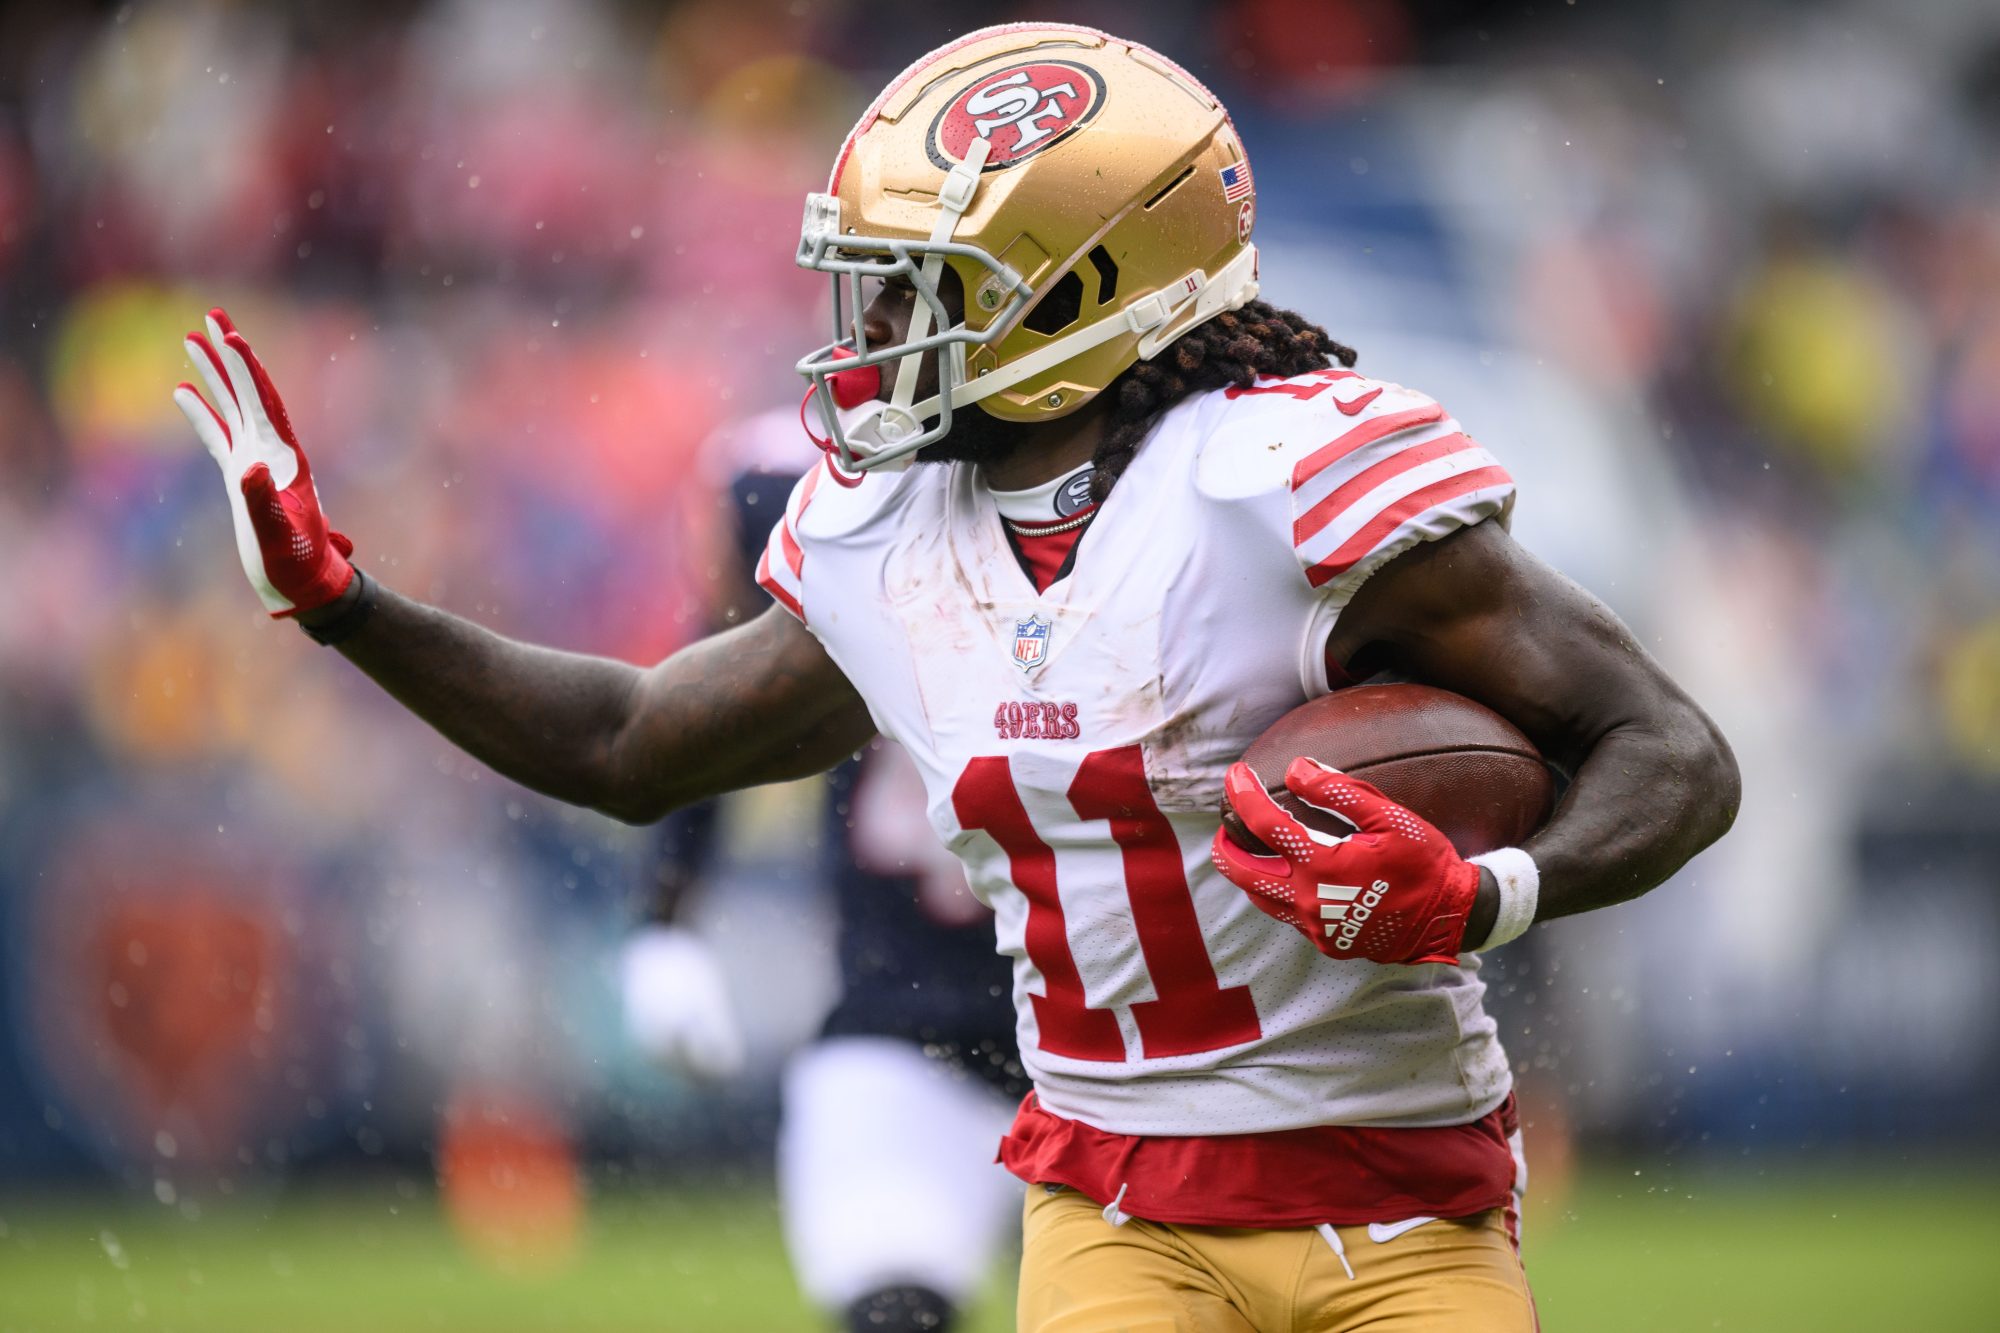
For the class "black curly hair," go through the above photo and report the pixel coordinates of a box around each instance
[1089,300,1356,502]
[910,299,1354,478]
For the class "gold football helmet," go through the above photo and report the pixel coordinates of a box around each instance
[797,23,1261,470]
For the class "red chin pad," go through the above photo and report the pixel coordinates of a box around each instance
[801,347,883,454]
[827,346,881,409]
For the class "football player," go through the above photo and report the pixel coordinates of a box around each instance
[622,406,1025,1332]
[174,24,1737,1331]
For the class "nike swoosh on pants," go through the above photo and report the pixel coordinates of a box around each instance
[1366,1216,1436,1244]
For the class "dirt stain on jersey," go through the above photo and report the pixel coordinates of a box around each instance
[1140,696,1273,815]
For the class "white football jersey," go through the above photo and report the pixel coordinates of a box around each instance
[758,368,1518,1135]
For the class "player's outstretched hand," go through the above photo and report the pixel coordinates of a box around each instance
[173,308,355,616]
[1212,758,1480,967]
[620,925,747,1082]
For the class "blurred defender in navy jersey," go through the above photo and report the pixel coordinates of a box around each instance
[620,406,1026,1333]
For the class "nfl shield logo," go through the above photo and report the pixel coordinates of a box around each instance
[1012,614,1051,671]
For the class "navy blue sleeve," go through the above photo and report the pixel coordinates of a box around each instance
[732,470,802,577]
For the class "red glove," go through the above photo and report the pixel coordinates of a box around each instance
[172,308,355,617]
[1211,758,1480,966]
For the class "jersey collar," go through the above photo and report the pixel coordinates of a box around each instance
[988,461,1097,525]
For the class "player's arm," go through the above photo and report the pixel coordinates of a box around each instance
[173,308,873,827]
[1325,519,1741,945]
[317,591,871,823]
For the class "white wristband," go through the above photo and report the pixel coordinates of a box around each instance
[1467,847,1539,951]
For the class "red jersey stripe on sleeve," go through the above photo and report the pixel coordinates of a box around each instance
[757,463,828,624]
[756,545,805,621]
[1304,465,1514,588]
[779,517,805,580]
[1293,432,1477,548]
[1290,403,1446,491]
[794,461,826,514]
[777,460,827,581]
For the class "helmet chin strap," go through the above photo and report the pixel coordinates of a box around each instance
[888,137,991,425]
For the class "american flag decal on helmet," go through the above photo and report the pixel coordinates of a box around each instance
[1220,160,1253,202]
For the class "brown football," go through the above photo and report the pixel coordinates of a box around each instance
[1225,683,1554,857]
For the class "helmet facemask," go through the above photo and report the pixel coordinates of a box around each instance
[795,152,1038,471]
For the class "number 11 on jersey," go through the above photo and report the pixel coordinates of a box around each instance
[952,745,1263,1062]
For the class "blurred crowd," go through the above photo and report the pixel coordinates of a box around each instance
[2,0,1998,1192]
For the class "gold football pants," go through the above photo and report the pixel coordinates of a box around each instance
[1017,1186,1536,1332]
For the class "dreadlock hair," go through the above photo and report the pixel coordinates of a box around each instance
[1088,300,1356,503]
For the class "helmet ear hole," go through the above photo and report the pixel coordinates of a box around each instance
[1023,270,1086,336]
[1088,245,1119,303]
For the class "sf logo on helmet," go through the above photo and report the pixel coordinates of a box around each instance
[929,60,1107,171]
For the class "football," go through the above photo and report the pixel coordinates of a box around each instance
[1224,683,1554,857]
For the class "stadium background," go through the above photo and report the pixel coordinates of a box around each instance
[1,0,1997,1327]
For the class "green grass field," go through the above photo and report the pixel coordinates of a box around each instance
[3,1165,1996,1331]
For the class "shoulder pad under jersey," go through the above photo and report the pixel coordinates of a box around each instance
[1194,368,1516,603]
[755,457,936,623]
